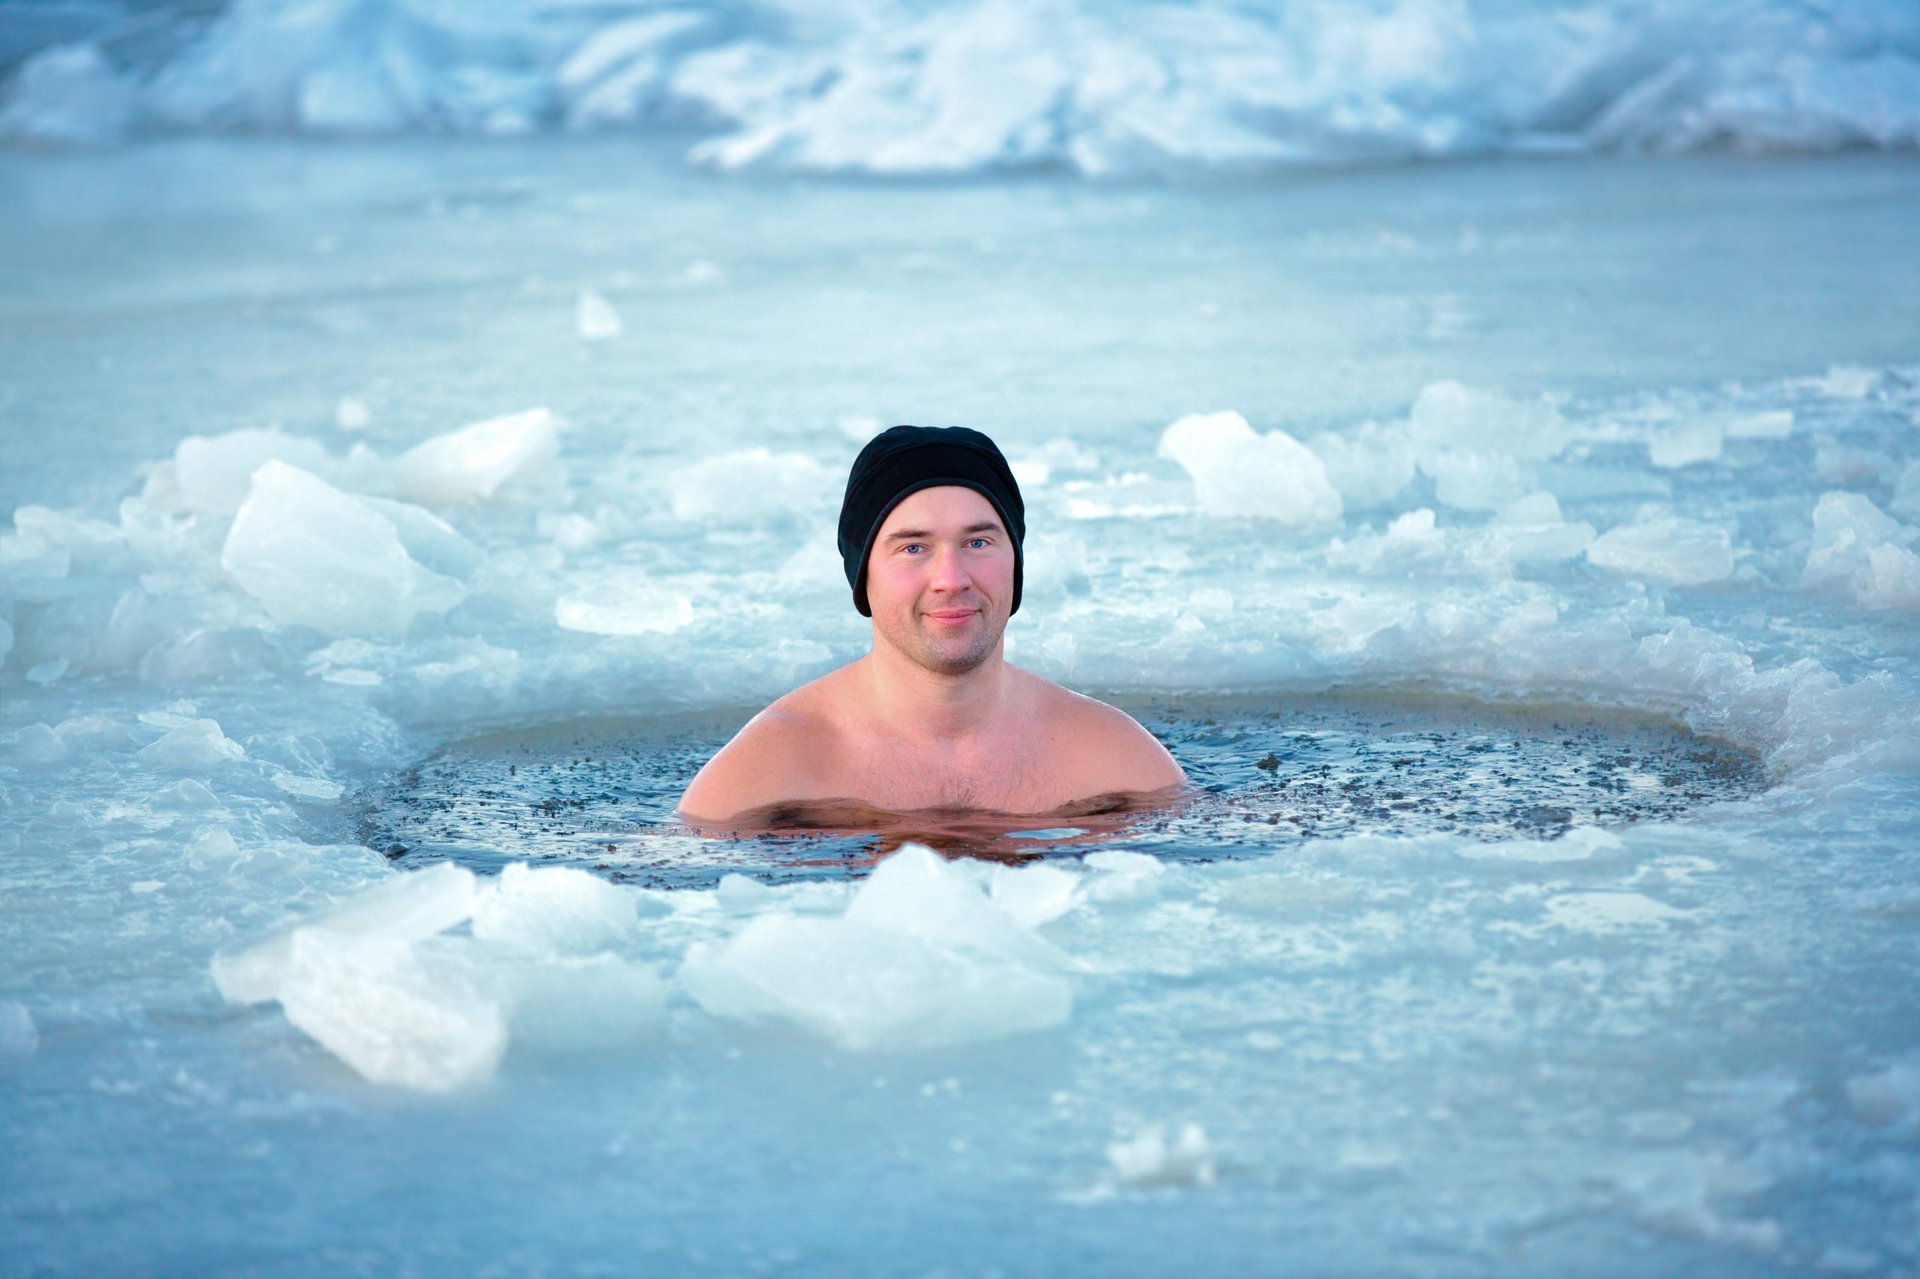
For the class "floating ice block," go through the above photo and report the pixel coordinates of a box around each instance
[1159,411,1341,525]
[391,409,560,507]
[221,461,464,637]
[212,862,478,1006]
[683,845,1072,1050]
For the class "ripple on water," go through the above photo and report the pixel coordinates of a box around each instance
[350,694,1765,890]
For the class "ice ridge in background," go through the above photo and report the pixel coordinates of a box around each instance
[3,0,1919,173]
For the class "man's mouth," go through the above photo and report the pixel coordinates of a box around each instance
[923,608,978,626]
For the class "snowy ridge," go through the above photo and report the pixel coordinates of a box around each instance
[3,0,1919,173]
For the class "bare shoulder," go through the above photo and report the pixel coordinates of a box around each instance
[676,671,849,822]
[1023,670,1186,794]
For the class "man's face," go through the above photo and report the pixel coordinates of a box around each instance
[865,485,1015,677]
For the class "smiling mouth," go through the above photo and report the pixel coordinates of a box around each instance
[924,609,978,624]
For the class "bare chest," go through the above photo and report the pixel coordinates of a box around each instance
[833,729,1068,814]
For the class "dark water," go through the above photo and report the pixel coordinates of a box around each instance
[351,695,1764,890]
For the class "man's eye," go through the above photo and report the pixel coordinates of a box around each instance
[966,538,989,549]
[901,544,925,554]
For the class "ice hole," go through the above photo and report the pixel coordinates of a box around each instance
[347,696,1764,890]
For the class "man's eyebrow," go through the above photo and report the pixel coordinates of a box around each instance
[882,520,1004,542]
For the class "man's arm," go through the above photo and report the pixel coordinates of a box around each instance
[676,708,828,823]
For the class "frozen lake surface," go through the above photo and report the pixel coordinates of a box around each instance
[3,136,1920,1275]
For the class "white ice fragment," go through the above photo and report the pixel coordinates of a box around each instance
[1724,409,1793,440]
[683,260,724,285]
[682,845,1071,1050]
[472,862,638,955]
[1460,826,1624,863]
[1421,447,1532,511]
[1409,381,1572,461]
[222,461,464,637]
[357,496,483,579]
[25,658,68,685]
[334,397,371,431]
[0,43,136,146]
[1609,1150,1780,1253]
[988,863,1081,928]
[1158,411,1341,525]
[0,1001,37,1058]
[1306,420,1416,509]
[149,779,220,808]
[1107,1124,1217,1188]
[576,289,623,340]
[279,932,506,1092]
[1587,516,1734,586]
[1803,491,1920,609]
[1648,417,1725,468]
[1845,1058,1920,1128]
[212,862,478,1006]
[1891,460,1920,523]
[668,449,835,522]
[391,408,561,507]
[1818,364,1877,399]
[837,414,883,443]
[271,770,345,801]
[1542,891,1690,933]
[135,718,245,769]
[174,428,335,517]
[554,572,695,636]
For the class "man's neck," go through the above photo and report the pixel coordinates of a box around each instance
[860,641,1010,743]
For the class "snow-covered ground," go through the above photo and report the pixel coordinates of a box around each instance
[3,81,1919,1279]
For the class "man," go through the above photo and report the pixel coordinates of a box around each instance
[678,425,1185,824]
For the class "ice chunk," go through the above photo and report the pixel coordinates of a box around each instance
[1587,516,1735,586]
[1803,491,1920,609]
[391,408,561,507]
[576,289,623,340]
[554,572,695,636]
[213,862,478,1006]
[988,863,1081,928]
[668,449,835,522]
[334,397,371,431]
[279,932,507,1092]
[1608,1150,1780,1253]
[1306,420,1416,509]
[135,718,245,769]
[1158,411,1341,525]
[1724,409,1793,440]
[0,1000,37,1058]
[1846,1058,1920,1128]
[222,461,464,637]
[1408,381,1572,461]
[175,428,335,517]
[472,863,638,955]
[1818,364,1877,399]
[0,43,136,146]
[1107,1124,1217,1188]
[1891,460,1920,523]
[682,845,1072,1050]
[1421,448,1532,511]
[1648,417,1725,468]
[357,496,483,579]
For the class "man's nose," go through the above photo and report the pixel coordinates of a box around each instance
[928,543,973,592]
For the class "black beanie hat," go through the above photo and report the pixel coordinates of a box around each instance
[838,425,1025,618]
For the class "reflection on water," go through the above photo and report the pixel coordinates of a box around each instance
[351,694,1763,889]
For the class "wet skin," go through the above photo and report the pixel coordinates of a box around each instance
[677,485,1186,825]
